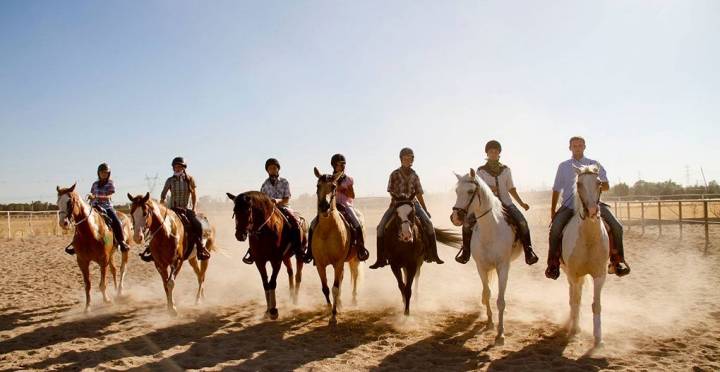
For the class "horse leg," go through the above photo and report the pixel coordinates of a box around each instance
[349,258,360,306]
[390,265,406,314]
[330,262,344,325]
[283,255,296,305]
[188,257,204,305]
[476,265,493,328]
[317,263,331,307]
[404,265,418,316]
[158,263,178,316]
[79,259,91,313]
[413,263,422,304]
[267,260,282,320]
[294,256,304,305]
[567,276,583,336]
[108,254,118,293]
[495,264,510,345]
[592,275,606,347]
[118,250,128,296]
[99,259,112,304]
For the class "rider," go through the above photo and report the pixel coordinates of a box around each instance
[370,147,444,269]
[242,158,304,264]
[304,154,370,263]
[546,136,631,279]
[73,163,130,255]
[140,157,210,262]
[455,140,539,265]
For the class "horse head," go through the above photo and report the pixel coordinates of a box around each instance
[393,194,417,243]
[56,183,78,230]
[574,164,602,220]
[227,192,256,241]
[127,192,151,244]
[314,167,342,216]
[451,168,483,226]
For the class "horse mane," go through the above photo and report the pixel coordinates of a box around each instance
[237,191,283,233]
[458,173,502,213]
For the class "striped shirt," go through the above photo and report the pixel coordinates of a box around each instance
[90,180,115,209]
[161,174,195,209]
[387,167,423,200]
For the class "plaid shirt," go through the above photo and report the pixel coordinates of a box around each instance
[161,174,195,209]
[261,177,291,200]
[387,167,423,200]
[90,180,115,209]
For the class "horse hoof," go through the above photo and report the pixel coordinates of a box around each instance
[594,340,605,349]
[495,335,505,346]
[329,316,338,326]
[168,307,178,317]
[84,306,91,314]
[268,308,279,320]
[352,298,358,307]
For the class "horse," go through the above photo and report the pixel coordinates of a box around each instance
[226,191,306,320]
[450,169,522,345]
[128,193,216,315]
[56,183,131,312]
[311,168,361,324]
[561,164,609,347]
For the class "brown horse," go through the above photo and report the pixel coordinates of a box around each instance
[128,193,215,315]
[312,168,361,325]
[226,191,306,319]
[56,184,131,312]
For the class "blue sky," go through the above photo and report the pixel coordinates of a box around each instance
[1,0,718,203]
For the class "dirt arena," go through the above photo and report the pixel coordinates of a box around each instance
[1,200,719,371]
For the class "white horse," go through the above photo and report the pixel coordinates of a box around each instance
[561,164,609,347]
[451,169,522,345]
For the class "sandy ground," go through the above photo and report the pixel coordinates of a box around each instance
[1,203,719,371]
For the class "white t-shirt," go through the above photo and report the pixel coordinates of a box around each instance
[477,167,515,206]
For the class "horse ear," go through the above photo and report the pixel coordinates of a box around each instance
[226,193,236,201]
[56,186,61,193]
[142,192,150,203]
[314,167,321,179]
[454,172,462,181]
[469,168,476,179]
[69,183,76,192]
[574,166,582,175]
[127,193,134,202]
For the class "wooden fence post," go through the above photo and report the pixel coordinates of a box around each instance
[678,201,683,240]
[704,200,709,254]
[658,201,662,236]
[627,202,631,231]
[6,211,10,239]
[641,202,645,235]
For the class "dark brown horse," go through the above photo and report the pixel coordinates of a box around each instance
[56,184,131,312]
[128,193,216,315]
[227,191,306,319]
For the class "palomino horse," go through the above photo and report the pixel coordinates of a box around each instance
[450,169,522,345]
[56,184,131,312]
[561,164,609,347]
[227,191,306,319]
[128,193,216,315]
[312,168,361,324]
[385,194,462,316]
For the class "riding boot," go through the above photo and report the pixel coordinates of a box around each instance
[545,241,561,280]
[455,226,472,264]
[426,243,444,264]
[523,244,539,265]
[369,236,387,269]
[196,237,210,261]
[242,248,254,265]
[139,247,153,262]
[355,227,369,261]
[118,241,130,253]
[303,228,315,264]
[607,239,630,277]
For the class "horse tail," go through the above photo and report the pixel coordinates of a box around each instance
[434,228,462,249]
[206,226,217,252]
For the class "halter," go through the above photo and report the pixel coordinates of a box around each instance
[251,206,278,235]
[453,178,493,221]
[140,202,173,245]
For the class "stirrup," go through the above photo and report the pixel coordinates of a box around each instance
[242,251,254,265]
[139,248,153,262]
[197,248,210,261]
[524,249,539,265]
[357,247,370,261]
[455,248,471,264]
[65,245,75,255]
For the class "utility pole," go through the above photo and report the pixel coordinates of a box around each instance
[685,165,691,186]
[145,173,160,196]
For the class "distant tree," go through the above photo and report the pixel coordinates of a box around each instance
[608,182,630,197]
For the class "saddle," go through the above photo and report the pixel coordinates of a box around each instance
[171,208,211,260]
[499,205,522,244]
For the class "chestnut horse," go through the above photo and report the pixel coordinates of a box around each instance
[227,191,306,320]
[312,168,361,324]
[56,184,131,312]
[128,193,215,315]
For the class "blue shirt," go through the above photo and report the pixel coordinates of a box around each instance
[261,177,291,200]
[553,157,608,209]
[90,180,115,209]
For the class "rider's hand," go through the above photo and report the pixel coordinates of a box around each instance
[87,194,96,200]
[521,202,530,211]
[550,209,556,221]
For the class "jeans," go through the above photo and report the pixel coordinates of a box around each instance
[377,201,437,252]
[548,203,625,264]
[99,206,126,246]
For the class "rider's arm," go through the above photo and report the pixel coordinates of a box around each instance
[278,197,290,206]
[598,162,610,191]
[417,193,430,217]
[509,188,529,210]
[551,191,560,219]
[189,176,197,210]
[551,163,563,219]
[160,178,170,204]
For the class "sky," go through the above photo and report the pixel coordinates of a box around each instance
[1,0,719,203]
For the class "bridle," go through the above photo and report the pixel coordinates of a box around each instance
[61,193,93,227]
[453,178,493,221]
[135,201,172,244]
[233,201,278,237]
[576,172,602,220]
